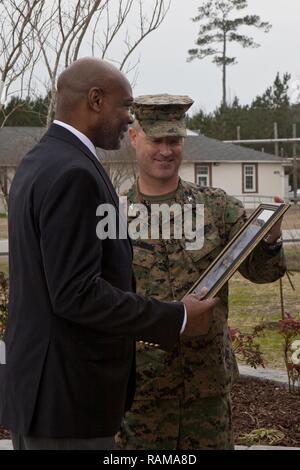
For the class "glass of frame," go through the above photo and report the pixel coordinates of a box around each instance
[183,203,290,300]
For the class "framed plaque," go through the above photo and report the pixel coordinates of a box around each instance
[183,203,290,300]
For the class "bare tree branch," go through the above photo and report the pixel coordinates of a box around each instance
[1,0,171,127]
[92,0,170,76]
[72,0,104,61]
[0,0,43,109]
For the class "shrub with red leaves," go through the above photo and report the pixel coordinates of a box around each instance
[229,326,265,369]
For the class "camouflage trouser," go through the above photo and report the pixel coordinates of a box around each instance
[116,394,234,450]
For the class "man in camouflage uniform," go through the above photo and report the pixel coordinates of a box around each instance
[116,94,286,450]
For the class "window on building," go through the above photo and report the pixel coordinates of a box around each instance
[195,164,211,187]
[243,164,257,193]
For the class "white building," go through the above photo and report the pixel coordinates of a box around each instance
[100,133,290,208]
[0,127,290,211]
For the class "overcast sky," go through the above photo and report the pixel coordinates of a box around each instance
[131,0,300,115]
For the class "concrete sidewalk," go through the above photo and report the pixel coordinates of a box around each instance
[238,364,299,390]
[0,440,12,450]
[0,239,8,255]
[282,229,300,242]
[0,440,298,450]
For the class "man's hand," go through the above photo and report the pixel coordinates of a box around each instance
[182,289,219,336]
[263,195,284,244]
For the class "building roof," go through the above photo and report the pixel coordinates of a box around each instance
[0,126,286,166]
[0,127,45,165]
[100,134,286,164]
[183,134,286,163]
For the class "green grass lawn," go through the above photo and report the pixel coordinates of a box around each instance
[229,270,300,369]
[284,244,300,271]
[0,257,8,274]
[0,217,7,240]
[282,204,300,230]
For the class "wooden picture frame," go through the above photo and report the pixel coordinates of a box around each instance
[183,203,290,300]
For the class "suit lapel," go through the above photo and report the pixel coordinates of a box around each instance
[84,152,120,209]
[45,124,120,208]
[44,124,132,252]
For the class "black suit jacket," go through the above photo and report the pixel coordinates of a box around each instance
[0,124,183,438]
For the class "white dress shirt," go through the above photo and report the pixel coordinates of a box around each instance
[53,120,99,160]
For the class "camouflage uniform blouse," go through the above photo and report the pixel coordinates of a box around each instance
[127,179,286,401]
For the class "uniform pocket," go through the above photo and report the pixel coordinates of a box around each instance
[131,243,155,297]
[131,241,170,298]
[133,244,156,269]
[187,233,221,271]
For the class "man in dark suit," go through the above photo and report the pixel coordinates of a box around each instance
[0,58,218,450]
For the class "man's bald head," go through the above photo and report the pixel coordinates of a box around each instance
[56,57,129,115]
[55,57,133,150]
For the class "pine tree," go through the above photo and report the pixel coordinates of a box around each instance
[187,0,271,107]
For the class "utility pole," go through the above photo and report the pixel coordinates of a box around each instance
[274,122,279,156]
[293,123,298,205]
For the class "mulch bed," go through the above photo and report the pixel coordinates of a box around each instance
[232,377,300,447]
[0,426,10,440]
[1,377,299,447]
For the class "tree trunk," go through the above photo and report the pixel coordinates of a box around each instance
[46,85,56,127]
[0,79,5,111]
[222,32,227,108]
